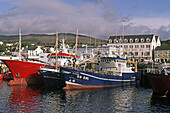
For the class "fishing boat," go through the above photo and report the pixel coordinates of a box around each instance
[147,63,170,96]
[61,57,141,90]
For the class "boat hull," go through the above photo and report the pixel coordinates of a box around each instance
[61,67,141,90]
[1,59,45,86]
[39,68,66,88]
[147,73,170,94]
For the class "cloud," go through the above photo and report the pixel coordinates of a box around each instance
[131,17,170,29]
[0,0,169,41]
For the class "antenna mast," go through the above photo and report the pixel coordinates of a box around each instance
[74,29,78,69]
[18,28,22,61]
[55,31,58,69]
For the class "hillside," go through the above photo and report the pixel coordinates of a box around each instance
[0,33,107,47]
[161,39,170,46]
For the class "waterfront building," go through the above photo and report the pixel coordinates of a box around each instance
[154,46,170,63]
[107,34,161,62]
[23,46,43,60]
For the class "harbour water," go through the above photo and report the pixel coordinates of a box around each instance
[0,80,170,113]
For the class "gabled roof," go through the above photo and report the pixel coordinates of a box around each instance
[155,36,160,42]
[28,46,37,50]
[155,46,170,50]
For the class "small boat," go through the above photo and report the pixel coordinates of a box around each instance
[147,63,170,96]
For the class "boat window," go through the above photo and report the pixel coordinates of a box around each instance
[40,56,44,58]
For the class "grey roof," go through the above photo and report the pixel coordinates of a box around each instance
[108,34,156,43]
[155,46,170,50]
[28,46,37,50]
[155,36,160,42]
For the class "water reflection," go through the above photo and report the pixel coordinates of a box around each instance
[8,86,42,113]
[1,80,169,113]
[150,94,170,106]
[60,87,149,113]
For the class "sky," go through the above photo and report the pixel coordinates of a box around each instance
[0,0,170,41]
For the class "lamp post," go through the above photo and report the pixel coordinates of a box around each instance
[121,19,125,41]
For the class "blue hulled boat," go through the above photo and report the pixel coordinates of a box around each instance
[60,57,141,90]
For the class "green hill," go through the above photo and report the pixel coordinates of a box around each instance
[0,33,107,47]
[161,39,170,46]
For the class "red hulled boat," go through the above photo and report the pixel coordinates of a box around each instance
[147,64,170,96]
[1,59,45,85]
[1,51,77,86]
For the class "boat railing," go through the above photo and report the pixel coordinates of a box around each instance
[77,67,121,76]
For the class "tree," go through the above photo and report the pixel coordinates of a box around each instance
[0,44,6,52]
[37,41,42,45]
[22,42,32,47]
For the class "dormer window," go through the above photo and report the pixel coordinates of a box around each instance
[135,38,139,42]
[109,39,112,43]
[130,38,133,43]
[146,38,150,42]
[114,39,118,43]
[119,38,122,43]
[141,38,144,42]
[124,39,128,43]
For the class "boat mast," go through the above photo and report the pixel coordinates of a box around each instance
[55,31,58,69]
[18,28,22,61]
[74,29,78,69]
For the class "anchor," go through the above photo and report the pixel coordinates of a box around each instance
[15,73,20,77]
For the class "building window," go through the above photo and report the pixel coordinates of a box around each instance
[145,52,150,56]
[114,39,118,43]
[146,38,151,42]
[141,38,144,42]
[135,45,139,48]
[140,45,144,48]
[124,45,128,48]
[134,52,138,56]
[129,45,133,48]
[135,38,139,42]
[128,52,133,56]
[119,38,122,43]
[130,38,133,43]
[146,45,150,48]
[109,39,112,43]
[162,54,165,57]
[124,39,128,43]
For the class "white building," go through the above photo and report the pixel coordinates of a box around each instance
[27,46,43,56]
[0,41,3,45]
[6,43,13,46]
[25,46,43,59]
[107,34,161,62]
